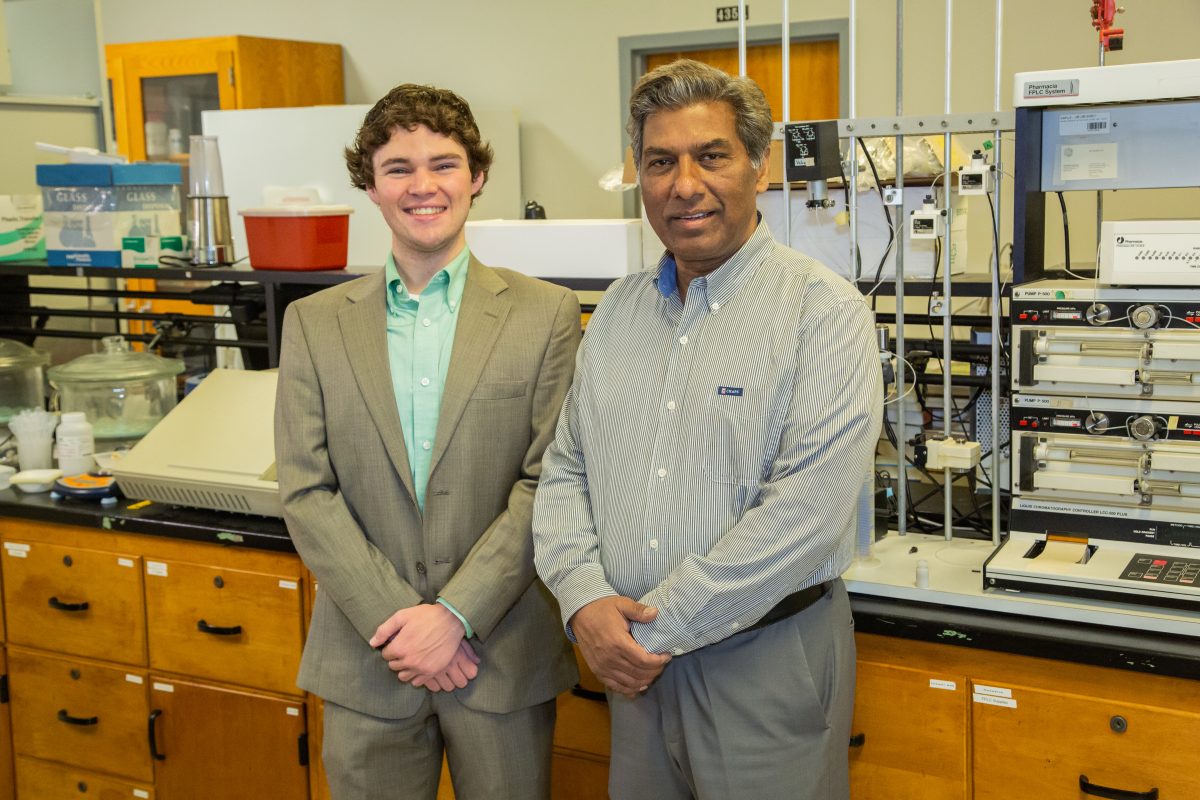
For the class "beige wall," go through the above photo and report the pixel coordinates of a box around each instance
[97,0,1200,237]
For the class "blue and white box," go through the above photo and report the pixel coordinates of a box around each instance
[37,163,182,267]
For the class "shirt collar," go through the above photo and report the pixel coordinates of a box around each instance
[653,216,774,308]
[385,246,470,313]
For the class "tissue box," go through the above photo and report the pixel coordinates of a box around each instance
[0,195,45,261]
[122,235,188,268]
[37,163,182,267]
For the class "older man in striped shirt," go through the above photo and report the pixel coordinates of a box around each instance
[533,59,882,800]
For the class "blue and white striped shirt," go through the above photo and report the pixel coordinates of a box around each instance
[532,221,883,656]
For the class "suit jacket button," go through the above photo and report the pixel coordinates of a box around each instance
[416,561,427,574]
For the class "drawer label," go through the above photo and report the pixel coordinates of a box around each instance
[126,674,144,684]
[134,791,150,799]
[973,684,1012,698]
[286,707,300,716]
[152,682,175,693]
[118,557,135,568]
[4,542,30,557]
[929,679,958,691]
[279,579,298,590]
[973,693,1018,709]
[146,561,168,577]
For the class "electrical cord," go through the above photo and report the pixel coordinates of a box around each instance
[1056,191,1071,275]
[857,139,896,308]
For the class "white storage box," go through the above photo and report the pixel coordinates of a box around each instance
[465,219,642,280]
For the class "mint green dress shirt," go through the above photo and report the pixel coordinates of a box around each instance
[385,247,474,637]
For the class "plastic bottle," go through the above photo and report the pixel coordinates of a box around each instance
[56,412,95,477]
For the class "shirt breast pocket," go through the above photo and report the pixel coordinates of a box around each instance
[702,392,770,486]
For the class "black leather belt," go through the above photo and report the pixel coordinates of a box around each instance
[742,581,830,636]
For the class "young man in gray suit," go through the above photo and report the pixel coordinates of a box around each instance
[276,84,580,799]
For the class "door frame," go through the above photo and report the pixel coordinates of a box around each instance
[618,19,849,218]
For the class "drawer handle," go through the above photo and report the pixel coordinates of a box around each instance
[197,619,243,636]
[57,708,99,726]
[1079,775,1159,800]
[148,709,166,761]
[48,597,90,612]
[849,733,866,748]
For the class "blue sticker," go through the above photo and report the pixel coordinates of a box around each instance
[717,386,744,396]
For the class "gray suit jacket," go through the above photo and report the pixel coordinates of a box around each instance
[275,257,580,718]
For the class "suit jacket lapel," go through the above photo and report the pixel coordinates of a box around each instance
[430,258,511,477]
[337,271,418,504]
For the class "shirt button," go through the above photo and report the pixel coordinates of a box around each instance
[416,561,427,574]
[710,302,720,311]
[422,440,432,451]
[422,318,431,327]
[672,648,684,656]
[666,401,676,411]
[657,468,667,478]
[730,622,740,630]
[649,539,659,549]
[420,377,431,387]
[678,335,688,345]
[449,300,456,309]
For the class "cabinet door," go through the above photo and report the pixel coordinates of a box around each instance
[2,540,146,665]
[0,648,12,800]
[15,755,154,800]
[849,661,969,800]
[7,648,151,782]
[108,48,235,161]
[149,677,307,800]
[972,680,1200,799]
[144,560,304,695]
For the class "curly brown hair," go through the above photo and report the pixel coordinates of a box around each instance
[345,84,494,195]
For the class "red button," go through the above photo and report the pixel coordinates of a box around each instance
[1019,313,1029,319]
[1019,419,1029,426]
[1153,560,1168,566]
[1031,421,1039,428]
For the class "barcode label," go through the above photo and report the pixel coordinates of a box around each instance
[1059,111,1111,137]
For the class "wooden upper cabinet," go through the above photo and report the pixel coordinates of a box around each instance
[105,36,344,162]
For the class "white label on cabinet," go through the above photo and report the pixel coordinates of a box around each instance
[152,682,175,693]
[134,791,150,799]
[117,557,135,568]
[125,674,144,685]
[929,679,957,691]
[973,684,1012,698]
[973,693,1017,709]
[279,579,298,590]
[286,707,300,716]
[4,542,30,557]
[1059,111,1110,137]
[146,561,168,577]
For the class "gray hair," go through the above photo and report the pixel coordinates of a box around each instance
[627,59,774,170]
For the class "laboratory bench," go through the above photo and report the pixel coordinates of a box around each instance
[0,499,1195,799]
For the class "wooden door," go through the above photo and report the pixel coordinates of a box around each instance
[849,660,969,800]
[0,648,12,800]
[149,678,307,800]
[2,540,146,665]
[972,679,1200,800]
[644,39,840,123]
[107,46,236,162]
[15,754,155,800]
[7,648,152,782]
[144,559,304,696]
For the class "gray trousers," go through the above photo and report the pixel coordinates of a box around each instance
[608,579,856,800]
[322,692,555,800]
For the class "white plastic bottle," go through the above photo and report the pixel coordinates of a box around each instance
[56,412,95,477]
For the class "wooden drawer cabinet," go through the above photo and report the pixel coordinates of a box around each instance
[15,755,154,800]
[2,540,146,665]
[149,677,308,800]
[0,648,13,800]
[849,661,968,800]
[972,680,1200,800]
[8,648,152,782]
[144,559,304,696]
